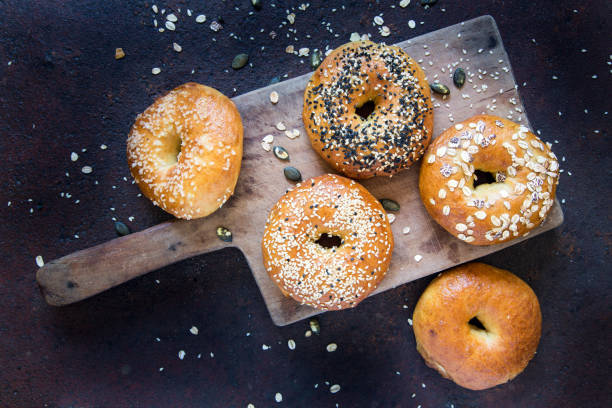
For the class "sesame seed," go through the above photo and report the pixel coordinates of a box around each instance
[189,326,199,335]
[81,166,93,174]
[402,226,411,234]
[178,350,186,360]
[262,134,274,144]
[330,384,341,393]
[408,318,413,326]
[173,42,182,52]
[408,20,416,29]
[165,21,176,30]
[275,392,283,403]
[166,13,177,22]
[195,14,206,23]
[262,344,270,350]
[288,339,296,350]
[326,343,338,352]
[152,67,161,75]
[414,254,423,262]
[387,213,396,224]
[276,122,286,131]
[270,91,279,104]
[35,255,44,267]
[70,152,79,161]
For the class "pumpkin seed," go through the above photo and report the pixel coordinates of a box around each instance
[216,226,232,242]
[310,49,322,70]
[273,146,290,161]
[231,53,248,70]
[380,198,400,212]
[309,318,320,335]
[421,0,438,5]
[430,82,450,95]
[453,67,466,88]
[114,221,130,236]
[251,0,262,10]
[284,166,302,182]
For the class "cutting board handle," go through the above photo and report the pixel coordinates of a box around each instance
[36,219,226,306]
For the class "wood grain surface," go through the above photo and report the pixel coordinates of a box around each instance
[36,16,563,325]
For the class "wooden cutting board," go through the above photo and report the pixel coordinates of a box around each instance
[36,15,563,326]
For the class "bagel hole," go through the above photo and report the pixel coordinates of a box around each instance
[355,100,376,120]
[315,233,342,249]
[468,316,487,332]
[167,136,183,165]
[473,169,496,188]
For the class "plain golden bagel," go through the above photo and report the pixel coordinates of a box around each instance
[261,174,394,310]
[419,114,559,245]
[303,41,433,179]
[127,82,243,219]
[413,262,542,390]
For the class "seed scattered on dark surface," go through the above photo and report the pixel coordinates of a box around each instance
[380,198,400,212]
[309,318,320,335]
[310,49,322,70]
[420,0,438,5]
[269,76,280,85]
[251,0,262,10]
[430,82,450,95]
[232,53,248,69]
[453,67,466,88]
[114,221,130,236]
[273,146,290,160]
[216,226,232,242]
[284,166,302,181]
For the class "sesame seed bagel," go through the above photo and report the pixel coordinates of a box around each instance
[303,41,433,179]
[419,114,559,245]
[261,174,394,310]
[413,262,542,390]
[127,83,243,219]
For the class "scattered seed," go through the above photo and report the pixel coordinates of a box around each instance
[283,166,302,182]
[380,198,400,212]
[152,5,158,13]
[330,384,341,393]
[273,146,290,160]
[269,91,279,104]
[387,213,396,224]
[275,393,283,403]
[305,330,312,337]
[430,82,450,95]
[326,343,338,352]
[380,26,391,37]
[285,45,295,54]
[408,19,416,29]
[402,226,411,235]
[70,152,79,162]
[261,142,271,152]
[81,165,93,174]
[114,221,131,236]
[35,255,44,267]
[166,13,177,22]
[414,254,423,262]
[288,339,296,350]
[165,21,176,31]
[115,48,125,60]
[298,47,310,57]
[251,0,262,10]
[310,49,322,70]
[189,326,199,335]
[210,20,222,31]
[232,53,248,69]
[309,318,320,335]
[276,122,286,131]
[350,32,361,42]
[262,134,274,144]
[400,0,411,7]
[287,13,296,24]
[178,350,186,360]
[216,226,232,242]
[453,67,466,88]
[173,42,182,52]
[195,14,206,23]
[152,67,161,75]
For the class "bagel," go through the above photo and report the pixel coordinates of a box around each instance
[261,174,394,310]
[419,114,559,245]
[127,83,243,219]
[413,262,542,390]
[303,41,433,179]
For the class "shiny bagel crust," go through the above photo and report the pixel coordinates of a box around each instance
[413,262,542,390]
[127,83,243,219]
[261,174,394,310]
[419,115,559,245]
[303,41,433,179]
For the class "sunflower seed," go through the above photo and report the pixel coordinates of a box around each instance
[380,198,400,211]
[273,146,289,160]
[309,318,320,335]
[430,82,450,95]
[453,67,466,88]
[310,49,322,70]
[284,166,302,182]
[216,226,232,242]
[114,221,130,236]
[231,53,248,69]
[251,0,262,10]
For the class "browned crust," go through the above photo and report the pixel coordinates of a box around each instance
[261,174,394,310]
[419,114,559,245]
[412,262,542,390]
[126,82,243,219]
[303,41,433,179]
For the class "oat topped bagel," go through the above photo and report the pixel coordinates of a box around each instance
[419,115,559,245]
[303,41,433,179]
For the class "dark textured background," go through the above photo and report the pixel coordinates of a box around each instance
[1,0,610,407]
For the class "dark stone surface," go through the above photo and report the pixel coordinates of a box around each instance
[0,0,610,406]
